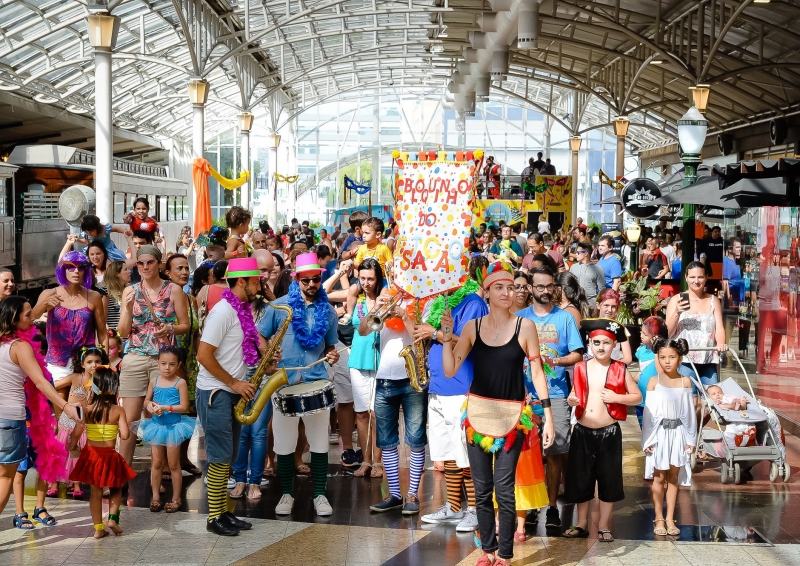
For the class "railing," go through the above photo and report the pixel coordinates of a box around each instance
[67,148,167,178]
[475,175,539,201]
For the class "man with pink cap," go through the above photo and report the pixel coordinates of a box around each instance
[196,257,272,536]
[258,252,340,517]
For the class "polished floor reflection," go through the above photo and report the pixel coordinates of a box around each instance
[1,415,798,565]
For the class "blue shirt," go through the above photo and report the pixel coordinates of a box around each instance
[257,294,339,385]
[81,223,127,262]
[637,361,695,407]
[342,233,362,255]
[429,294,488,396]
[671,257,682,279]
[597,255,622,289]
[516,305,583,399]
[348,306,380,371]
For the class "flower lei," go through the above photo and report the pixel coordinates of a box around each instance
[14,327,67,483]
[287,281,331,350]
[425,280,481,329]
[221,288,260,365]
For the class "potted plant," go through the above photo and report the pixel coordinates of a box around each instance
[617,272,668,354]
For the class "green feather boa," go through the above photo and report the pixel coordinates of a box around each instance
[425,280,481,329]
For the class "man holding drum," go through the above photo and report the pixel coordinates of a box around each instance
[258,252,340,517]
[196,257,268,536]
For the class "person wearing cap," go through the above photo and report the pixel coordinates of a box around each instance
[440,261,554,566]
[117,245,190,467]
[257,252,340,517]
[196,257,270,536]
[196,226,229,264]
[562,318,641,542]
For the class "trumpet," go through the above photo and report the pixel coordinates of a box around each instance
[366,293,403,332]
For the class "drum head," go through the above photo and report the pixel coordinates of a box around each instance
[280,380,331,396]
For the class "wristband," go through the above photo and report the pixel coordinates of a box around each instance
[540,398,552,408]
[169,405,173,412]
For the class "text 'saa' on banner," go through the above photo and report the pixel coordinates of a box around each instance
[393,160,475,298]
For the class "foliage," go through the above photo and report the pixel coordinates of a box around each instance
[616,272,668,325]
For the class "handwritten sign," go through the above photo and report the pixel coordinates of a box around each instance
[393,160,475,298]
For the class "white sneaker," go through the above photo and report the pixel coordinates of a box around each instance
[339,314,352,325]
[456,507,479,532]
[275,494,294,515]
[313,495,333,516]
[260,477,269,487]
[421,502,465,524]
[226,478,236,489]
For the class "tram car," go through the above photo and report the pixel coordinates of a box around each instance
[1,145,189,296]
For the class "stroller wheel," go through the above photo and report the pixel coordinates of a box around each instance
[690,451,698,471]
[720,462,730,484]
[770,463,780,482]
[783,464,791,483]
[734,463,742,485]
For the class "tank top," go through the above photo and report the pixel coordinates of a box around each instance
[151,376,183,426]
[127,281,176,356]
[45,293,96,367]
[86,423,118,442]
[470,317,526,401]
[0,341,26,420]
[675,297,718,365]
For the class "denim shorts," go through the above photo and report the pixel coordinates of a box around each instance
[196,389,242,464]
[374,379,427,450]
[0,419,27,465]
[682,362,719,395]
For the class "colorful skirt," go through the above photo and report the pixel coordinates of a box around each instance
[139,415,196,447]
[55,414,86,481]
[69,445,136,488]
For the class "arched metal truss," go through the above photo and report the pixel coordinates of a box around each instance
[1,0,798,152]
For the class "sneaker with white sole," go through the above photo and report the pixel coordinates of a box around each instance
[226,478,236,489]
[275,494,295,515]
[314,495,333,516]
[455,507,478,532]
[421,502,465,524]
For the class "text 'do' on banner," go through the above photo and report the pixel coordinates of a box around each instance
[393,161,476,298]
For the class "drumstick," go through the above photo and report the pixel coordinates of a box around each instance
[281,346,351,372]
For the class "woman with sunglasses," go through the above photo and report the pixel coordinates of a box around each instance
[32,251,108,385]
[512,271,533,310]
[118,245,190,466]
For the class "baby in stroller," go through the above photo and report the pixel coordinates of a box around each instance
[707,385,748,412]
[706,384,757,448]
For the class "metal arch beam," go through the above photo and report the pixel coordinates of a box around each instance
[576,121,678,143]
[492,86,572,134]
[700,0,756,82]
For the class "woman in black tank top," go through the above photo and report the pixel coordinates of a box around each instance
[440,261,554,564]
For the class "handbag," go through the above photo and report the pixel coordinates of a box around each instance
[466,393,524,438]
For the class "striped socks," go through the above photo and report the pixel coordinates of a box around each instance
[463,467,476,508]
[382,447,401,499]
[408,449,425,497]
[277,454,296,495]
[206,462,230,521]
[310,452,328,498]
[443,460,464,512]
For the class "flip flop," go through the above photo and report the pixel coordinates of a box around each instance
[563,526,590,538]
[598,530,614,542]
[296,464,311,474]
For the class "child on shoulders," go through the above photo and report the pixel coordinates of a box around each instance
[340,217,393,324]
[224,206,253,259]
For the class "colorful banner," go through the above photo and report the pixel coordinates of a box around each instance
[471,199,540,228]
[393,160,475,298]
[534,175,573,216]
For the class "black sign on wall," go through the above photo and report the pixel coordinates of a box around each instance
[622,178,662,219]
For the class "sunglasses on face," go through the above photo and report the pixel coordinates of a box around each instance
[576,250,587,255]
[63,262,88,272]
[299,276,322,285]
[136,259,157,268]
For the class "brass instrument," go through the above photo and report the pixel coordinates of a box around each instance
[398,299,430,392]
[365,293,403,332]
[234,302,292,425]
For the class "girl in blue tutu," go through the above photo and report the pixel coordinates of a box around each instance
[139,346,195,512]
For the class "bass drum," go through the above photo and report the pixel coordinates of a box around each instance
[273,380,337,417]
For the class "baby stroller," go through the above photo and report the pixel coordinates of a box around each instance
[687,347,788,485]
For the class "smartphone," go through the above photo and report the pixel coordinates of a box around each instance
[76,406,84,421]
[680,292,690,306]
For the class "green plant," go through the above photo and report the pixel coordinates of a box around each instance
[617,272,665,325]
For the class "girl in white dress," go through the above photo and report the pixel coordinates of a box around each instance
[642,337,697,537]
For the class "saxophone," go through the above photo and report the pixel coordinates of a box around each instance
[234,302,292,425]
[398,299,430,392]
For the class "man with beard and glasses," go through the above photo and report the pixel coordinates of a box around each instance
[196,257,272,536]
[258,252,340,517]
[516,266,584,531]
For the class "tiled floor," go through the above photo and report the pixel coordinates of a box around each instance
[1,414,799,565]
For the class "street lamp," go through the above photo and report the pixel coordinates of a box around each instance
[268,132,281,148]
[626,222,641,273]
[689,84,711,114]
[613,117,629,223]
[676,103,708,289]
[569,136,582,226]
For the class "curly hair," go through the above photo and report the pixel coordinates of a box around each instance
[225,206,252,229]
[652,337,689,356]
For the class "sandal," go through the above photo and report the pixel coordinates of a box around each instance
[181,463,202,476]
[296,464,311,474]
[263,467,275,477]
[354,462,372,477]
[164,500,181,513]
[229,482,246,499]
[370,462,384,478]
[149,500,163,512]
[563,526,590,538]
[598,530,614,542]
[654,519,667,536]
[665,519,680,536]
[12,513,34,530]
[246,484,262,500]
[46,488,58,497]
[514,531,527,542]
[33,507,57,527]
[72,489,85,499]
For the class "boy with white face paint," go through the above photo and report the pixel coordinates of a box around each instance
[562,318,641,543]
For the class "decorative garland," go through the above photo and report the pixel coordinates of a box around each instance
[16,327,67,483]
[425,280,481,330]
[461,401,534,454]
[287,281,331,350]
[221,288,260,365]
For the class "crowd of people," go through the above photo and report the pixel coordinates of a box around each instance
[0,201,737,566]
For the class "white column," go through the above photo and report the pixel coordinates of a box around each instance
[616,134,625,222]
[372,97,380,212]
[571,149,579,226]
[87,14,119,225]
[240,129,250,209]
[269,146,279,227]
[188,79,209,230]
